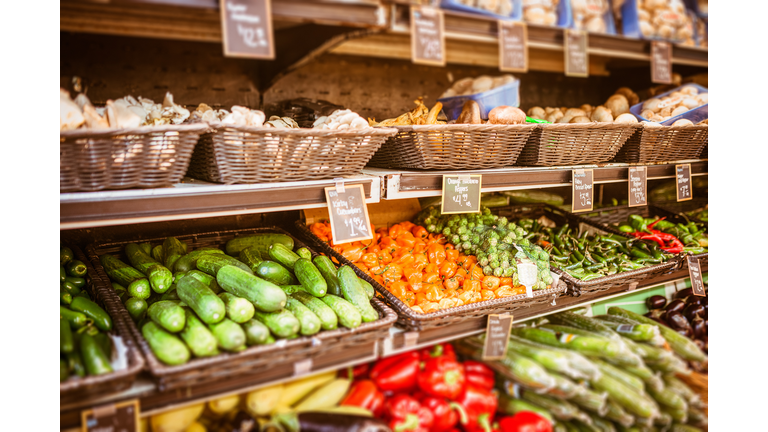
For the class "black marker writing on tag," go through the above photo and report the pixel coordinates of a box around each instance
[676,163,692,202]
[687,255,706,297]
[81,400,139,432]
[572,169,594,212]
[441,175,482,214]
[498,20,528,73]
[411,5,446,66]
[220,0,275,59]
[324,184,373,245]
[628,166,647,207]
[651,41,673,85]
[565,29,589,77]
[482,314,513,360]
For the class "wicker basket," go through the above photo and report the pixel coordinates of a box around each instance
[86,227,396,391]
[60,124,206,192]
[576,205,707,268]
[60,245,145,404]
[612,125,708,163]
[366,124,537,170]
[516,123,639,166]
[293,220,566,332]
[493,204,683,296]
[186,123,397,184]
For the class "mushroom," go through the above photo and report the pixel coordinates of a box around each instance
[672,119,694,126]
[605,94,630,118]
[527,106,547,120]
[60,89,85,131]
[614,113,639,124]
[569,116,592,124]
[591,106,614,123]
[671,105,689,117]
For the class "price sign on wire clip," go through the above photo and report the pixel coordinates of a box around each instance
[675,163,692,202]
[565,29,589,77]
[441,174,482,214]
[411,5,446,66]
[572,169,594,212]
[324,183,374,245]
[687,255,706,297]
[498,20,528,73]
[651,41,673,85]
[628,166,648,207]
[220,0,275,59]
[82,399,140,432]
[483,314,514,360]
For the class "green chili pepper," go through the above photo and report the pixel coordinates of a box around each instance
[618,225,634,233]
[564,261,583,271]
[572,249,585,261]
[585,263,606,272]
[633,257,661,264]
[581,273,603,281]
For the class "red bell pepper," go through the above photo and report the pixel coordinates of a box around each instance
[455,384,498,432]
[497,412,552,432]
[385,394,434,432]
[421,397,468,432]
[341,379,385,417]
[417,356,466,400]
[463,360,495,391]
[371,351,420,393]
[419,343,457,361]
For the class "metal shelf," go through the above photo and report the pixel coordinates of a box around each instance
[60,175,380,230]
[366,160,708,200]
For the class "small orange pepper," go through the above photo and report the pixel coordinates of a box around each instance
[412,226,428,239]
[453,267,468,284]
[439,261,458,279]
[427,244,446,265]
[482,276,501,291]
[445,249,460,262]
[499,277,513,287]
[469,264,485,281]
[425,284,444,302]
[423,271,441,285]
[481,289,495,301]
[421,302,440,314]
[443,277,460,291]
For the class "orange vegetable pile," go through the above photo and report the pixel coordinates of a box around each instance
[309,220,527,314]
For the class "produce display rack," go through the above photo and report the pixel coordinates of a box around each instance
[59,0,709,429]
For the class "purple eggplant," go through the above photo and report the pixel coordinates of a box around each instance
[646,295,667,310]
[645,309,665,320]
[691,316,706,338]
[666,310,692,333]
[684,303,705,321]
[665,299,687,314]
[675,288,693,299]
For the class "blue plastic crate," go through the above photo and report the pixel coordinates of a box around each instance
[630,83,707,126]
[437,79,521,121]
[441,0,523,20]
[567,0,617,35]
[620,0,693,43]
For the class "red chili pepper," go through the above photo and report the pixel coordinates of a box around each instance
[463,360,496,391]
[639,234,666,248]
[417,356,466,400]
[661,237,685,254]
[649,229,677,241]
[419,343,457,361]
[371,351,420,393]
[455,384,498,432]
[385,394,434,432]
[341,379,386,417]
[497,412,552,432]
[421,397,468,432]
[647,217,666,230]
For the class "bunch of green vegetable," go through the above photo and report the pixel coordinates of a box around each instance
[99,234,378,366]
[456,308,708,432]
[615,215,707,254]
[61,245,114,382]
[415,206,554,289]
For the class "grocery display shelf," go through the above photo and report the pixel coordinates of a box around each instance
[60,175,380,230]
[367,160,708,199]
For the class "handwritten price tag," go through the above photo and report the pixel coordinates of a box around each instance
[411,5,446,66]
[82,400,139,432]
[628,166,648,207]
[675,163,692,202]
[220,0,274,59]
[572,169,594,212]
[565,29,588,77]
[687,255,706,297]
[324,184,373,244]
[498,20,528,73]
[441,175,482,214]
[651,41,673,85]
[482,314,514,360]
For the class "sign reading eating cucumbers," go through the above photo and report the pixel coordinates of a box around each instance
[324,184,373,245]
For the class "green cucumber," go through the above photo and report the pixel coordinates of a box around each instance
[60,306,89,329]
[238,246,264,272]
[163,237,186,270]
[176,274,226,324]
[125,243,173,293]
[255,261,297,286]
[174,248,225,272]
[312,256,343,297]
[319,295,361,329]
[285,297,321,336]
[94,332,112,358]
[296,248,312,260]
[290,292,338,331]
[173,272,187,283]
[64,276,86,289]
[100,254,151,300]
[60,266,67,283]
[160,288,181,301]
[65,350,86,378]
[142,321,190,365]
[111,282,126,295]
[148,300,186,333]
[358,278,375,300]
[225,233,294,257]
[60,317,74,353]
[208,318,246,351]
[66,260,88,278]
[338,266,377,322]
[61,280,81,296]
[60,289,73,305]
[185,270,222,294]
[70,297,113,332]
[253,310,300,339]
[80,333,113,375]
[242,319,271,346]
[218,292,255,323]
[138,243,153,256]
[60,246,74,266]
[197,254,253,276]
[125,297,148,322]
[152,245,164,263]
[279,285,308,295]
[217,265,287,312]
[295,258,327,297]
[268,243,301,270]
[180,308,219,357]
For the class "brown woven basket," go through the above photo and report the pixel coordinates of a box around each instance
[366,124,537,170]
[575,205,707,268]
[492,204,683,296]
[612,125,708,163]
[186,123,397,184]
[293,220,566,332]
[60,124,206,192]
[60,245,145,404]
[86,227,396,391]
[516,123,639,166]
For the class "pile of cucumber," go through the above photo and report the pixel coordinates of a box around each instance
[61,246,115,382]
[456,308,708,431]
[99,233,379,366]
